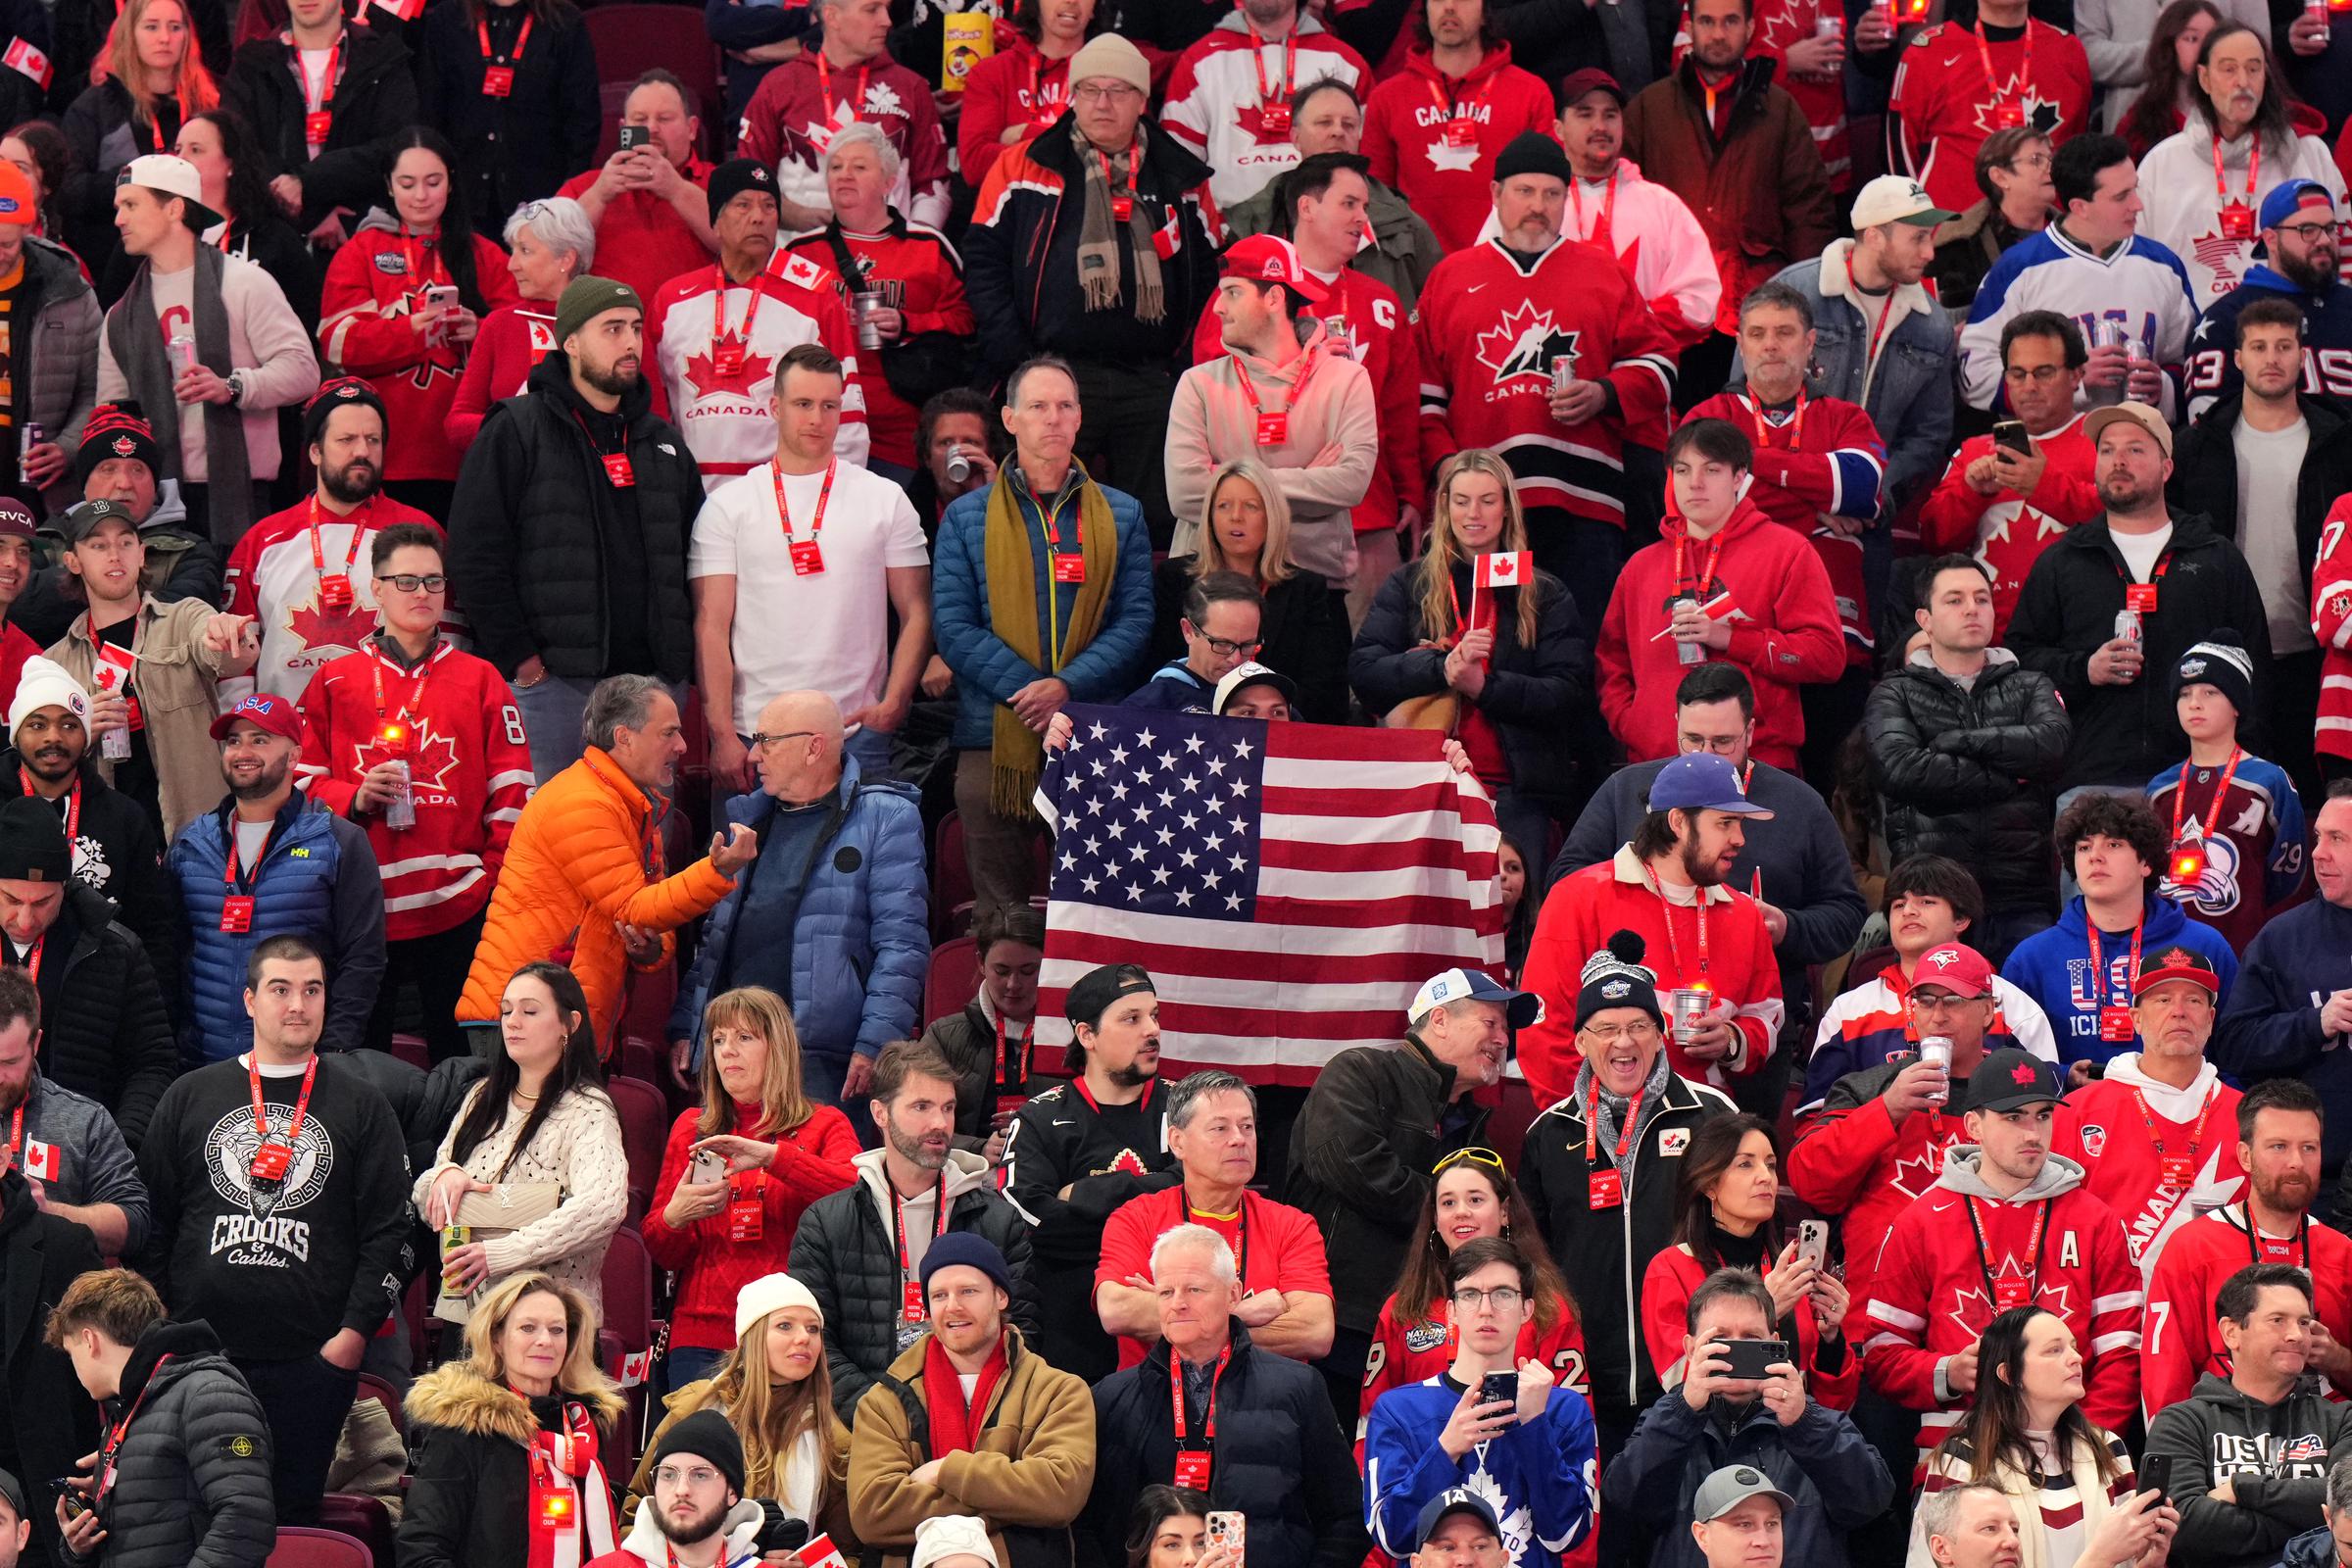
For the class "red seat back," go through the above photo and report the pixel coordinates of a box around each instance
[600,1225,656,1353]
[265,1527,373,1568]
[924,936,979,1028]
[607,1076,673,1230]
[583,7,722,163]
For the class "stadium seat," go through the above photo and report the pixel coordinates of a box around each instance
[607,1075,672,1229]
[316,1494,396,1568]
[584,7,722,162]
[265,1527,372,1568]
[354,1372,405,1439]
[924,935,979,1028]
[932,810,975,941]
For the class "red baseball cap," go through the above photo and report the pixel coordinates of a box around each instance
[210,692,303,745]
[1218,235,1329,305]
[1911,944,1994,999]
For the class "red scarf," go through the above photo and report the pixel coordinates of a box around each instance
[924,1333,1008,1456]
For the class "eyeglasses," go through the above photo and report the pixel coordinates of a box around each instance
[747,730,816,752]
[1071,82,1143,104]
[1451,1285,1525,1311]
[1909,991,1984,1013]
[373,572,447,593]
[1433,1147,1506,1177]
[2273,220,2337,242]
[2003,364,2069,383]
[654,1465,724,1490]
[2008,152,2053,171]
[1580,1020,1663,1045]
[1198,634,1265,659]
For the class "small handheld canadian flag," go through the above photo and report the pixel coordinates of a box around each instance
[616,1348,652,1388]
[797,1534,851,1568]
[371,0,426,23]
[23,1140,55,1181]
[1,36,51,92]
[1477,551,1534,589]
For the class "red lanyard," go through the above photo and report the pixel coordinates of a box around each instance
[11,934,41,988]
[4,1102,21,1171]
[1641,862,1711,980]
[296,38,339,114]
[21,769,80,856]
[1095,145,1141,207]
[2086,915,2143,1010]
[771,459,837,545]
[713,265,764,343]
[1843,250,1899,368]
[1171,1346,1231,1446]
[1026,56,1063,120]
[1740,391,1807,449]
[816,55,871,123]
[2247,1211,2312,1268]
[97,1354,174,1503]
[370,648,431,735]
[995,1013,1031,1091]
[308,496,367,580]
[477,12,532,64]
[1248,21,1297,107]
[2213,134,2257,207]
[1566,172,1619,250]
[1586,1078,1647,1171]
[1973,21,2031,104]
[1965,1195,2046,1298]
[1229,342,1319,421]
[251,1051,318,1151]
[1668,528,1727,604]
[402,230,446,288]
[2169,747,2244,849]
[1427,72,1492,128]
[224,823,274,894]
[893,1176,950,1289]
[2132,1084,2217,1168]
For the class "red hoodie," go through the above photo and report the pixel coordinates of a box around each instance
[1596,496,1844,768]
[957,34,1073,187]
[1362,43,1556,253]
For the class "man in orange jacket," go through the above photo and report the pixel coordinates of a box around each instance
[456,673,758,1053]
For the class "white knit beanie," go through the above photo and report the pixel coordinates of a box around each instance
[734,1272,823,1341]
[8,658,90,736]
[910,1515,998,1568]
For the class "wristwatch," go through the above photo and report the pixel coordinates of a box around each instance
[225,370,245,408]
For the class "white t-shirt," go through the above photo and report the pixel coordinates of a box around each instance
[298,47,334,147]
[687,459,929,736]
[2233,416,2313,654]
[2112,521,2174,583]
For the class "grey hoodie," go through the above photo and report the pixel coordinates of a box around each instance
[1936,1145,2088,1204]
[2145,1371,2352,1568]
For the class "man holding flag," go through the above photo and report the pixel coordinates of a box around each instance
[1594,417,1845,772]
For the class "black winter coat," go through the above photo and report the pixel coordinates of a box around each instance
[224,21,417,233]
[2007,511,2274,790]
[49,0,229,117]
[1863,650,2070,915]
[396,1362,626,1568]
[68,1318,276,1568]
[961,111,1220,379]
[2169,394,2352,658]
[447,347,702,683]
[37,881,178,1148]
[0,1168,102,1568]
[1284,1036,1488,1337]
[414,0,600,231]
[59,79,173,282]
[1149,558,1353,724]
[786,1157,1042,1417]
[1082,1323,1368,1568]
[1348,561,1592,817]
[0,750,179,1011]
[1519,1071,1735,1414]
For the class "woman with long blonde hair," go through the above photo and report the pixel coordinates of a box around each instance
[1349,448,1589,850]
[628,1274,859,1549]
[1149,458,1352,720]
[62,0,219,261]
[644,986,860,1394]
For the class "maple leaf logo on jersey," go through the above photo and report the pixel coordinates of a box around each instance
[354,719,461,793]
[1972,74,2061,136]
[288,595,376,657]
[2190,231,2246,291]
[862,81,905,120]
[1474,302,1579,386]
[1424,135,1481,173]
[1891,1139,1951,1200]
[684,335,773,402]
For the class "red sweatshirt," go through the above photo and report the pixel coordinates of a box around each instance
[640,1102,862,1351]
[318,224,521,483]
[444,301,556,450]
[2140,1203,2352,1417]
[1640,1243,1860,1410]
[1361,44,1556,253]
[1916,413,2100,638]
[2048,1056,2245,1275]
[956,35,1072,187]
[1595,497,1845,768]
[1516,846,1785,1104]
[1857,1152,2142,1460]
[1788,1089,1968,1312]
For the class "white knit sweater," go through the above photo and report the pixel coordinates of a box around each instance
[413,1082,629,1311]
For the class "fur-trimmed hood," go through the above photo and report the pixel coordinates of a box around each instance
[405,1360,627,1447]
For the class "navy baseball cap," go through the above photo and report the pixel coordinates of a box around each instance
[1415,1488,1503,1550]
[1410,967,1544,1028]
[2259,178,2334,232]
[1645,753,1774,818]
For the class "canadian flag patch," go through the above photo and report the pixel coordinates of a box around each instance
[1477,551,1533,589]
[1,36,51,91]
[778,253,832,292]
[22,1139,55,1181]
[2081,1125,2107,1159]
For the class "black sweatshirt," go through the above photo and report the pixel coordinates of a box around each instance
[135,1052,415,1360]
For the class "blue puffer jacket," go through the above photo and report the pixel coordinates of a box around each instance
[167,793,388,1062]
[933,464,1154,750]
[670,752,930,1065]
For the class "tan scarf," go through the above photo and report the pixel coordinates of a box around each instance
[1073,122,1164,324]
[982,463,1117,817]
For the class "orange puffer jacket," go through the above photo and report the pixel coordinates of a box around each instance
[455,747,735,1050]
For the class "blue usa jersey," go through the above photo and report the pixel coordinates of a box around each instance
[1363,1374,1595,1565]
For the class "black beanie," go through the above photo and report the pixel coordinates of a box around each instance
[0,795,69,884]
[1575,931,1664,1030]
[1493,130,1575,187]
[304,376,389,452]
[2171,629,2255,719]
[71,403,165,489]
[649,1408,746,1499]
[707,158,777,225]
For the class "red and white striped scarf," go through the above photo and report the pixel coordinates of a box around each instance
[524,1401,619,1568]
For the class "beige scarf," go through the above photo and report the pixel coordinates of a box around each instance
[1072,122,1164,324]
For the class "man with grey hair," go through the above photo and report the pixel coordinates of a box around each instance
[737,0,951,231]
[2276,1452,2352,1568]
[1081,1218,1367,1563]
[784,122,976,479]
[455,673,759,1052]
[1094,1067,1335,1368]
[1286,967,1527,1413]
[665,687,926,1120]
[1917,1481,2023,1568]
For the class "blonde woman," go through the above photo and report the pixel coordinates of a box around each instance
[399,1271,628,1568]
[628,1274,859,1551]
[644,986,860,1394]
[1348,448,1590,851]
[1151,459,1351,721]
[62,0,218,257]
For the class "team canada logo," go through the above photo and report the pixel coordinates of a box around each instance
[2081,1125,2107,1158]
[1972,75,2062,136]
[1474,302,1579,387]
[1658,1127,1690,1156]
[2012,1062,2037,1086]
[111,436,135,457]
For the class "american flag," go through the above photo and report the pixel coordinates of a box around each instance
[1030,706,1504,1086]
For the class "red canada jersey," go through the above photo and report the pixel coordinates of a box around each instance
[2141,1204,2352,1417]
[2314,495,2352,764]
[1360,44,1558,253]
[783,221,974,470]
[1916,414,2101,638]
[293,639,535,941]
[220,495,449,704]
[1788,1090,1968,1312]
[1890,20,2091,215]
[2050,1069,2246,1273]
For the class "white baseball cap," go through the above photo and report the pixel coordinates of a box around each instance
[1409,967,1544,1028]
[1849,173,1957,231]
[119,154,222,230]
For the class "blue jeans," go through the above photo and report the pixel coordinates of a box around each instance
[661,1345,726,1397]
